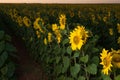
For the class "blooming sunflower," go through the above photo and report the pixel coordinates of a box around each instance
[23,16,31,27]
[69,26,88,51]
[33,17,44,33]
[59,14,66,30]
[100,48,113,75]
[52,24,58,31]
[111,49,120,68]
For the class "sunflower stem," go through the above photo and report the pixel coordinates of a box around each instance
[82,48,89,80]
[113,68,116,80]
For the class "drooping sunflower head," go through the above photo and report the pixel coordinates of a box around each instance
[111,49,120,68]
[69,26,88,51]
[100,48,113,75]
[59,14,66,30]
[23,16,31,27]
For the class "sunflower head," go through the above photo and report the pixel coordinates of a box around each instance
[23,16,31,27]
[100,48,113,75]
[69,26,88,51]
[59,14,66,25]
[109,28,113,36]
[52,24,58,31]
[111,49,120,68]
[117,37,120,45]
[48,32,52,43]
[44,38,47,45]
[117,23,120,33]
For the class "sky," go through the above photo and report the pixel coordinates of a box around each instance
[0,0,119,3]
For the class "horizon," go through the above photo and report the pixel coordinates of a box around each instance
[0,0,120,3]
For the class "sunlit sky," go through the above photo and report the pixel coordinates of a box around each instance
[0,0,120,3]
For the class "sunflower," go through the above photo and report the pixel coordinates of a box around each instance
[117,37,120,45]
[33,17,44,33]
[23,16,31,27]
[111,49,120,68]
[52,24,58,31]
[16,16,23,27]
[109,28,113,36]
[117,23,120,33]
[54,30,62,44]
[59,14,66,30]
[69,26,88,51]
[36,31,40,39]
[44,38,47,45]
[100,48,113,75]
[48,32,52,43]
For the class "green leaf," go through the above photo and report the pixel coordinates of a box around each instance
[80,55,89,63]
[115,75,120,80]
[1,65,8,75]
[91,56,99,65]
[62,56,70,73]
[62,38,69,46]
[55,64,62,76]
[70,63,81,78]
[92,48,99,53]
[0,51,8,68]
[57,75,66,80]
[86,64,97,75]
[5,43,16,52]
[65,77,74,80]
[67,46,72,55]
[0,31,4,40]
[6,62,15,78]
[56,56,61,64]
[73,51,80,58]
[0,41,5,53]
[78,76,85,80]
[102,74,112,80]
[5,34,11,42]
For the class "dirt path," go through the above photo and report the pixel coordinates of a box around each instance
[11,35,48,80]
[0,14,48,80]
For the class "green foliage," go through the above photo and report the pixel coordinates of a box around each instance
[0,4,120,80]
[115,75,120,80]
[70,63,81,78]
[0,30,16,79]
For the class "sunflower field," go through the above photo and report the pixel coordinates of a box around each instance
[0,4,120,80]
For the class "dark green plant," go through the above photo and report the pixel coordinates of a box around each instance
[0,31,16,80]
